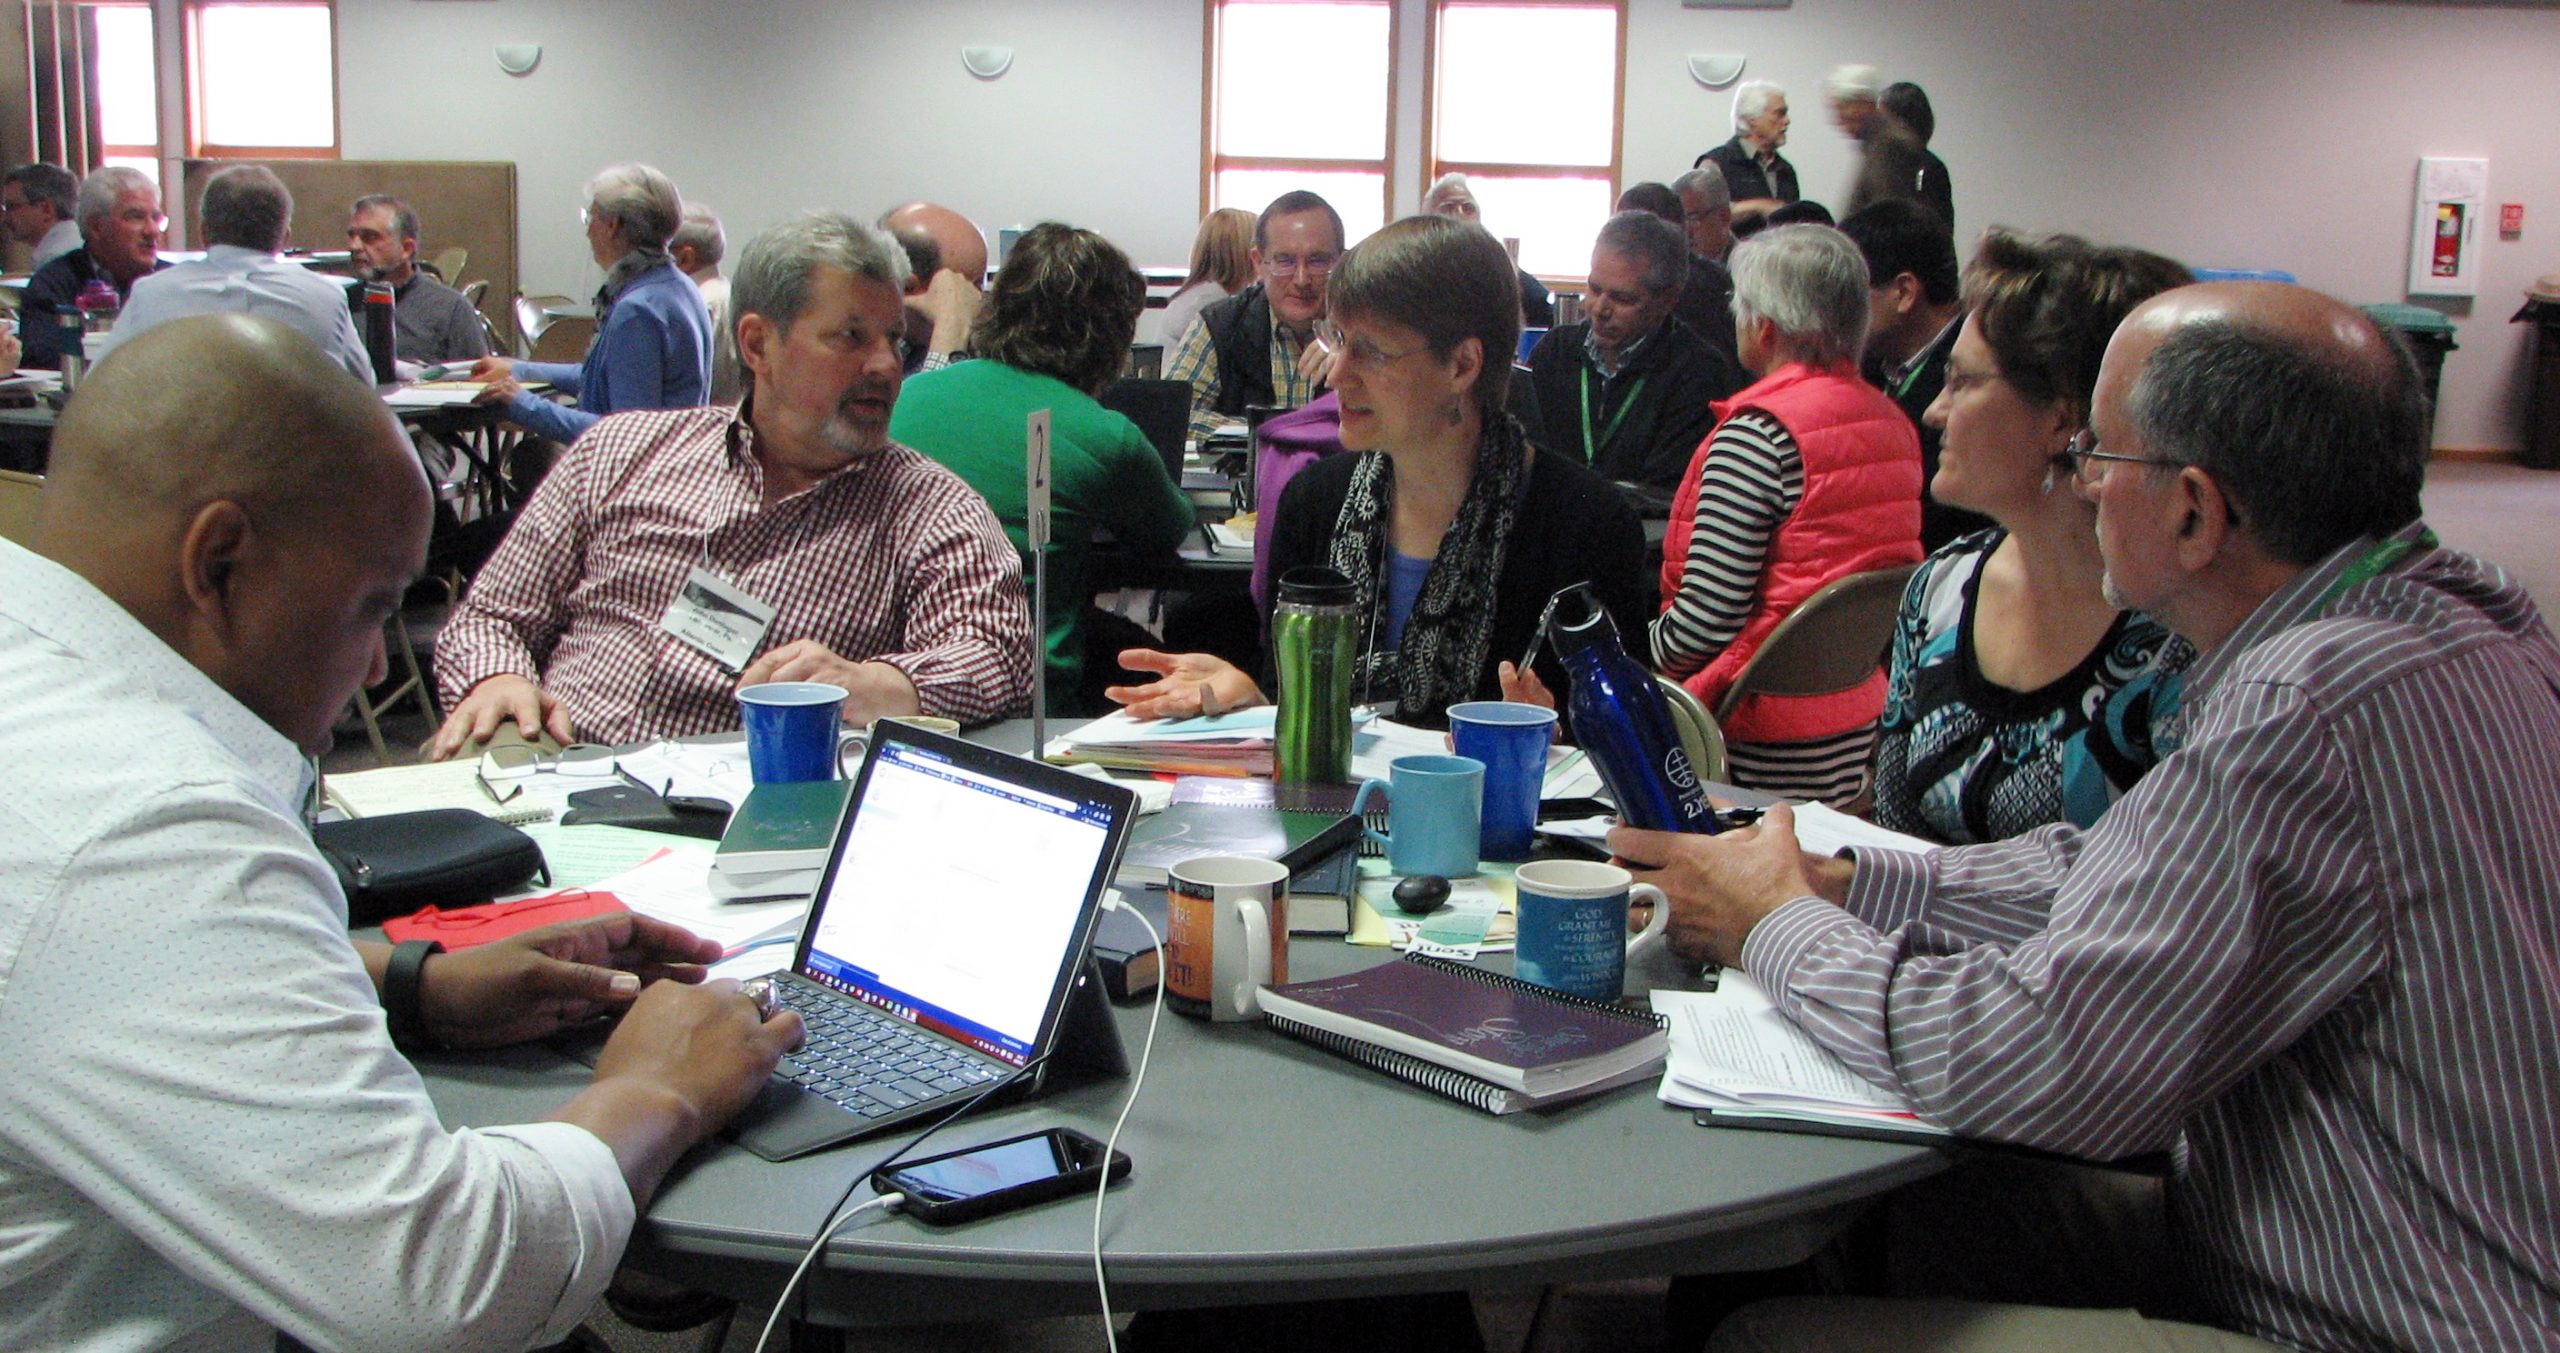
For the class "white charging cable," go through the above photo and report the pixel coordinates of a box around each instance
[1093,892,1166,1353]
[749,1189,905,1353]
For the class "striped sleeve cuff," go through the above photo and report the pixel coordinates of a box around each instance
[474,1121,635,1348]
[1739,894,1864,992]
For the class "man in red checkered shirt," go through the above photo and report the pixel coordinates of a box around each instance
[428,212,1032,754]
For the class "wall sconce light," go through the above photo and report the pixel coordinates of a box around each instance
[1688,53,1745,88]
[961,46,1013,79]
[494,43,542,77]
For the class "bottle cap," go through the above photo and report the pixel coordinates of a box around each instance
[1277,566,1356,607]
[1538,582,1615,653]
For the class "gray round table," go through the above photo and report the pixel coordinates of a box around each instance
[414,725,1948,1330]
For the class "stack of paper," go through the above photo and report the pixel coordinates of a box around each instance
[1046,707,1279,776]
[1653,977,1951,1138]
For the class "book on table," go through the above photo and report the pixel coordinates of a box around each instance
[1258,954,1669,1115]
[1114,794,1362,888]
[714,780,855,878]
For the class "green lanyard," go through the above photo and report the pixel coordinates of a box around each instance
[1579,365,1646,464]
[2313,528,2438,617]
[1888,356,1929,403]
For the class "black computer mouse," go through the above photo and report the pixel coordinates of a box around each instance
[1391,874,1451,915]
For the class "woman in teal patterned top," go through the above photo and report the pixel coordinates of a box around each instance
[1871,230,2196,844]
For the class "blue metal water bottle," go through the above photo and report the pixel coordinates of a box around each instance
[1540,584,1719,834]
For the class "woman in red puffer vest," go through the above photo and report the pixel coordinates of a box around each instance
[1655,224,1922,804]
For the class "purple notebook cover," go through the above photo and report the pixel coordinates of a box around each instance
[1266,958,1655,1073]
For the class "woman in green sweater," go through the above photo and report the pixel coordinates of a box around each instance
[889,222,1195,713]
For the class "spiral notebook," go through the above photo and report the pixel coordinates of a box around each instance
[1257,954,1668,1115]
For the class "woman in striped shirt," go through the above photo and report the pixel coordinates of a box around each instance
[1654,225,1923,804]
[1870,231,2197,844]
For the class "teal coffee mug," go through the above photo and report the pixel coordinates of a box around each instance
[1349,754,1483,879]
[1512,859,1670,1002]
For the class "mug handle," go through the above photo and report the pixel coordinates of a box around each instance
[1234,896,1272,1018]
[1627,883,1671,956]
[1348,778,1392,855]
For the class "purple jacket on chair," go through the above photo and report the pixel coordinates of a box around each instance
[1249,392,1346,613]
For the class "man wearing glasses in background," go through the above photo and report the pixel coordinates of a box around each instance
[1167,189,1345,444]
[22,165,167,369]
[2,162,83,269]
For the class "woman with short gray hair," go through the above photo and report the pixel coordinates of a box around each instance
[1654,224,1925,804]
[472,162,710,443]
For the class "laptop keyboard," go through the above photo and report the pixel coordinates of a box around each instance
[772,980,1005,1119]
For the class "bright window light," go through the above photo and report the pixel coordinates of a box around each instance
[196,4,334,148]
[102,155,160,189]
[1435,4,1615,168]
[1213,168,1386,248]
[93,5,156,149]
[1459,174,1617,280]
[1215,2,1390,161]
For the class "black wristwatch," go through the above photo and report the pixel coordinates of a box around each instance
[385,939,446,1054]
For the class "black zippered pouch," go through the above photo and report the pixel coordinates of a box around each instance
[314,809,549,927]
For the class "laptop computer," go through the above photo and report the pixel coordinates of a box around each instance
[728,722,1140,1161]
[1099,377,1192,484]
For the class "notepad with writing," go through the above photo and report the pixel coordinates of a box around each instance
[1258,954,1668,1114]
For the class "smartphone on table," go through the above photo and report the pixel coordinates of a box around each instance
[871,1127,1132,1226]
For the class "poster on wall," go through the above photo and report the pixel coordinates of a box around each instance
[2408,156,2486,298]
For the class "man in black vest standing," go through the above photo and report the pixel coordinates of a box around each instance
[1167,190,1344,443]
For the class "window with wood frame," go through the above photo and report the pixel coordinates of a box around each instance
[21,0,337,188]
[1426,0,1621,280]
[1203,0,1393,245]
[187,1,337,158]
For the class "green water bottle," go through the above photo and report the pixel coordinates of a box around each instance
[1272,566,1358,787]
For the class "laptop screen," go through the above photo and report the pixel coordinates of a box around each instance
[794,731,1125,1066]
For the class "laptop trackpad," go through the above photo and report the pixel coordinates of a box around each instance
[729,1080,874,1162]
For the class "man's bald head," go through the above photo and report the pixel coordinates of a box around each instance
[878,201,987,286]
[48,313,422,543]
[39,315,432,754]
[2111,281,2428,565]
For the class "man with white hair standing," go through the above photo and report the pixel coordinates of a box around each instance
[99,164,371,381]
[1696,80,1799,211]
[1829,63,1930,219]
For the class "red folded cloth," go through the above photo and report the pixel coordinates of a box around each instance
[382,889,630,948]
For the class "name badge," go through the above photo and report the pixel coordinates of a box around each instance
[660,566,777,673]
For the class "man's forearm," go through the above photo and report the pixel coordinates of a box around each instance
[545,1078,701,1212]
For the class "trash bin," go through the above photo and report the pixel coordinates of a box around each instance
[2364,303,2458,450]
[2512,276,2560,471]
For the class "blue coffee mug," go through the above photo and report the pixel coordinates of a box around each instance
[1349,754,1483,879]
[1447,701,1558,861]
[1512,859,1670,1002]
[737,681,847,783]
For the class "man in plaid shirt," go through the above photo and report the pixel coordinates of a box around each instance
[429,212,1032,753]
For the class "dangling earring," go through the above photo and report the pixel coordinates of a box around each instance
[1445,396,1463,427]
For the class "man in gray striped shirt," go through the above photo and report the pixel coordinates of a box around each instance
[1621,282,2560,1351]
